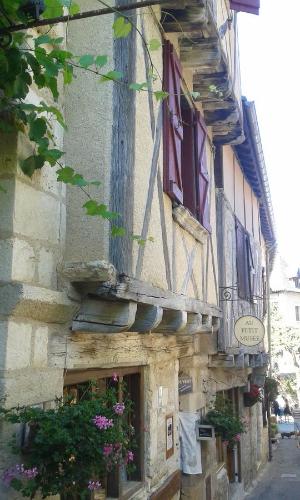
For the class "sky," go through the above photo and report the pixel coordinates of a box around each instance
[237,0,300,274]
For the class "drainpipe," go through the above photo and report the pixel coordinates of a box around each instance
[266,244,275,462]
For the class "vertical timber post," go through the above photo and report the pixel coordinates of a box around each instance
[109,0,137,274]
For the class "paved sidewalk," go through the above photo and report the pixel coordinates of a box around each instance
[246,437,300,499]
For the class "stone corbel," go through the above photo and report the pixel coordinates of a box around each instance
[177,313,220,335]
[72,299,137,333]
[153,310,187,334]
[129,304,163,333]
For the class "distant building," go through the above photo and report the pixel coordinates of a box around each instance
[271,258,300,403]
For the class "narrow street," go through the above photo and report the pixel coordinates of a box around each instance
[247,438,300,499]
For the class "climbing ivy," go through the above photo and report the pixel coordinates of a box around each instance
[0,0,164,239]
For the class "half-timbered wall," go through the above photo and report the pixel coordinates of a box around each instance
[216,145,267,353]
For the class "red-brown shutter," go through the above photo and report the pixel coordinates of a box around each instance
[230,0,260,15]
[194,111,211,232]
[163,40,183,203]
[236,218,251,300]
[182,106,197,216]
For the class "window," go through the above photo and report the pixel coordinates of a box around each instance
[236,217,253,301]
[229,0,260,15]
[64,367,143,499]
[163,40,211,232]
[295,306,300,322]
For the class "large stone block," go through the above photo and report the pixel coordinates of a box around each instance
[13,179,62,245]
[0,320,32,371]
[33,325,48,367]
[0,368,63,408]
[0,179,15,235]
[37,247,56,288]
[11,238,36,283]
[0,282,78,323]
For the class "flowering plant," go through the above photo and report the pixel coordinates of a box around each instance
[204,395,246,448]
[244,384,263,407]
[0,377,135,498]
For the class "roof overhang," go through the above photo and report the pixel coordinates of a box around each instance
[234,98,276,256]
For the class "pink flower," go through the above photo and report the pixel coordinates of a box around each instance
[2,464,38,486]
[2,467,16,486]
[93,415,114,430]
[126,451,134,463]
[23,467,38,479]
[88,480,101,491]
[112,372,118,382]
[103,444,113,456]
[234,434,241,441]
[223,440,229,447]
[113,402,125,415]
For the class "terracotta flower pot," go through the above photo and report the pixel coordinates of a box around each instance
[92,490,106,500]
[244,393,258,407]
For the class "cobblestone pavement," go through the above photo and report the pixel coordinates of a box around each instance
[246,437,300,500]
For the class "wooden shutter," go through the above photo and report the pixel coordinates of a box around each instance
[230,0,260,15]
[194,111,211,232]
[182,106,197,216]
[163,40,183,203]
[236,218,249,300]
[245,234,254,301]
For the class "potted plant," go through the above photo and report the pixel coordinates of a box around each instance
[0,376,136,499]
[204,395,246,448]
[244,384,263,407]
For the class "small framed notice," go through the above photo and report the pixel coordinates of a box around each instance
[166,414,174,459]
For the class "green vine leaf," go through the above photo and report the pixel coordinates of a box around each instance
[111,226,126,237]
[29,117,47,141]
[154,90,169,101]
[83,200,119,219]
[35,34,52,47]
[113,17,132,38]
[57,167,101,187]
[57,167,87,186]
[78,54,95,68]
[60,0,80,15]
[43,0,64,18]
[148,39,161,51]
[95,55,108,68]
[100,70,123,83]
[43,149,64,166]
[20,155,45,176]
[129,82,148,92]
[63,65,73,84]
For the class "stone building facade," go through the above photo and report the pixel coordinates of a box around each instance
[0,1,275,499]
[270,260,300,403]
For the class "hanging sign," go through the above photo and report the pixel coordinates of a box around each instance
[178,374,193,394]
[234,315,265,346]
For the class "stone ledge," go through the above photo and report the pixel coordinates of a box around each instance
[173,204,208,244]
[0,281,78,323]
[62,260,117,284]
